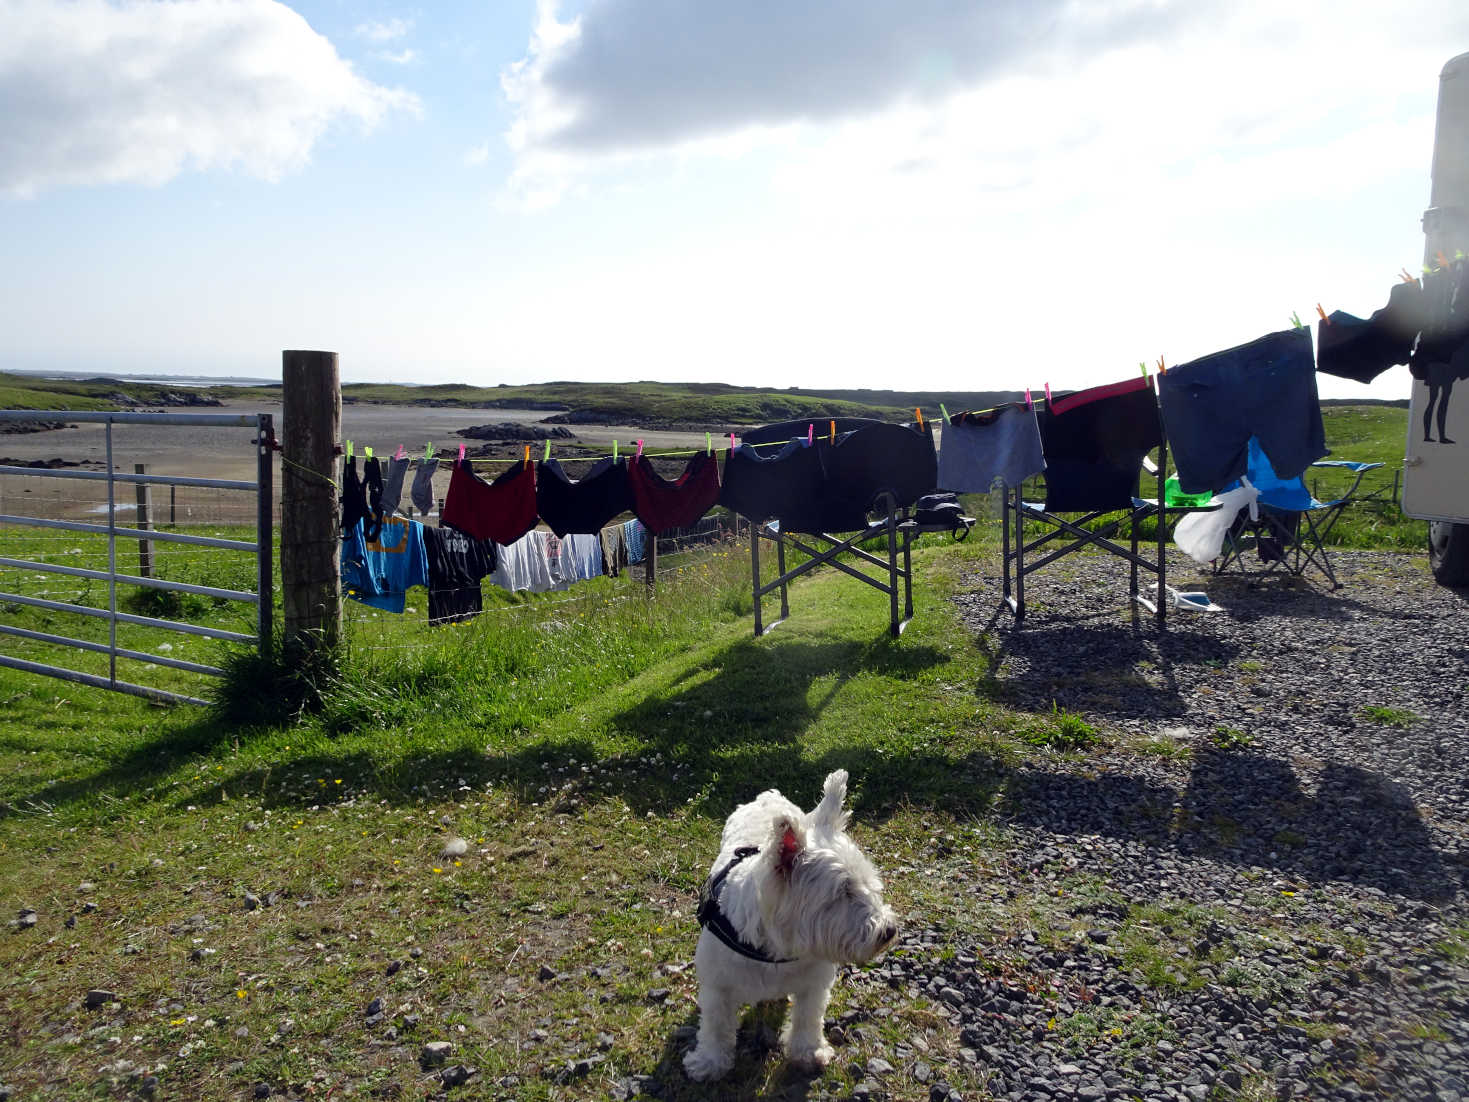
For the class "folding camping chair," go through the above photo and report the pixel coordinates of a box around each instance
[1213,437,1383,589]
[1003,377,1217,625]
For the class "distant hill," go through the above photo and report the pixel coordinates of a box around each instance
[0,371,1412,428]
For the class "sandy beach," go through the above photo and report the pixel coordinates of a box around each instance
[0,401,717,523]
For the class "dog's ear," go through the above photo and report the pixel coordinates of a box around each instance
[810,769,851,834]
[771,815,802,877]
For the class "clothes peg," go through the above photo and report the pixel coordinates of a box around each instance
[394,444,406,460]
[424,442,435,461]
[807,424,814,446]
[915,407,924,429]
[636,439,644,459]
[1436,250,1450,269]
[939,403,950,423]
[345,440,354,461]
[1401,267,1417,283]
[1139,362,1149,379]
[524,445,531,466]
[613,440,618,460]
[457,443,465,463]
[1316,303,1331,326]
[829,420,836,444]
[1044,383,1052,406]
[543,439,551,461]
[706,432,712,455]
[1290,311,1303,329]
[1157,356,1166,375]
[1024,388,1033,410]
[729,432,736,452]
[364,446,374,460]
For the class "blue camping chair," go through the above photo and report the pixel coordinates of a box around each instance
[1214,437,1383,589]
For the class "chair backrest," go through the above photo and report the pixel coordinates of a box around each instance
[1243,437,1316,511]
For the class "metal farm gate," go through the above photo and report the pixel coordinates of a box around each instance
[0,410,274,706]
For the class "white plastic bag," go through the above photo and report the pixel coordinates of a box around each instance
[1173,482,1259,565]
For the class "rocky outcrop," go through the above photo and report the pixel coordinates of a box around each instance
[455,423,578,442]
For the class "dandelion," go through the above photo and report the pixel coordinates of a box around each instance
[432,867,442,874]
[236,989,248,999]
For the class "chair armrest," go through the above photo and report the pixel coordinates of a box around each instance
[1310,460,1385,473]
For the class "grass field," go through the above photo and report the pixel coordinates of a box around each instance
[0,402,1436,1099]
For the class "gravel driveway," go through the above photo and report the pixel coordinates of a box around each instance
[851,552,1468,1102]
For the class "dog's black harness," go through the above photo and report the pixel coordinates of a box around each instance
[696,846,795,965]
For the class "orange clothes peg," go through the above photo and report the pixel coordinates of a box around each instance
[1316,303,1331,325]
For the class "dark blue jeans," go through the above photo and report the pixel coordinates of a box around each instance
[1157,327,1327,495]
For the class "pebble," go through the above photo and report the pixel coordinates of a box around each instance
[860,553,1469,1101]
[420,1041,452,1068]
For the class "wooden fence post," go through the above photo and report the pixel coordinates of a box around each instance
[133,463,152,578]
[281,350,342,662]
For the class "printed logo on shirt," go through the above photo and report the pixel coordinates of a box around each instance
[367,519,409,555]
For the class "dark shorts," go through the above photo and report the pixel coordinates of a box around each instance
[440,459,538,545]
[1036,376,1161,512]
[628,451,722,534]
[719,438,825,525]
[1157,327,1327,495]
[536,457,634,537]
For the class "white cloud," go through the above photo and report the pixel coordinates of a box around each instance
[375,48,419,66]
[501,0,1469,211]
[355,16,413,42]
[0,0,420,199]
[463,142,490,167]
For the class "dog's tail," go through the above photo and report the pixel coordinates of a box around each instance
[811,769,850,834]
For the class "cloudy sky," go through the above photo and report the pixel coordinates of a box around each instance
[1,0,1465,399]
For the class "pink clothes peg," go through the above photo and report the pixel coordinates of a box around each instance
[1024,388,1033,410]
[729,432,736,452]
[636,439,644,458]
[1044,383,1052,406]
[457,443,466,463]
[807,424,814,446]
[394,444,406,460]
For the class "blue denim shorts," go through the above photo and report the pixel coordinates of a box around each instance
[1157,327,1327,495]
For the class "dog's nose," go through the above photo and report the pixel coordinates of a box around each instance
[879,923,898,945]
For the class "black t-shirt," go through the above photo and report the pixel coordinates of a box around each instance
[424,525,497,625]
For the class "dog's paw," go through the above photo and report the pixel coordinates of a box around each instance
[786,1041,835,1072]
[683,1046,734,1082]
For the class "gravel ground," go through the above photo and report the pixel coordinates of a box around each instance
[846,551,1469,1102]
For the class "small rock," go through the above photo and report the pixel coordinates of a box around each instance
[15,910,36,929]
[386,959,402,976]
[439,1064,475,1088]
[366,997,383,1018]
[84,990,118,1010]
[139,1075,159,1097]
[647,988,670,1003]
[537,964,557,982]
[243,892,261,911]
[867,1057,895,1076]
[78,882,95,893]
[441,837,468,858]
[420,1041,453,1068]
[253,1084,271,1099]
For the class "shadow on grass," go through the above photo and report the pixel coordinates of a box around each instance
[3,629,1460,904]
[639,1004,822,1102]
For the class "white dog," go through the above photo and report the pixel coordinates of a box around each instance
[683,769,898,1082]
